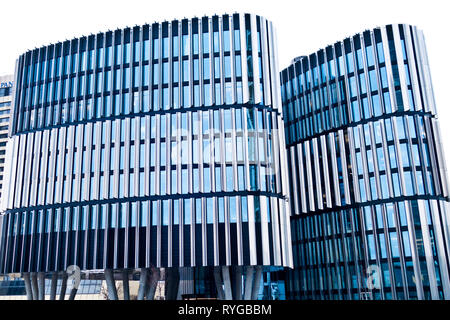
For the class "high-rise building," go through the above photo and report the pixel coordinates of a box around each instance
[280,24,450,300]
[0,13,292,300]
[0,75,13,201]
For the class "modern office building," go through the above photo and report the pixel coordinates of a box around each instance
[0,13,293,300]
[0,14,449,301]
[0,75,18,300]
[0,75,13,201]
[280,24,450,300]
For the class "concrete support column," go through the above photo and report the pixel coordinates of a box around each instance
[231,266,243,300]
[68,287,78,300]
[30,273,38,300]
[50,272,58,300]
[59,273,68,300]
[23,273,33,300]
[37,272,45,300]
[165,268,180,300]
[122,269,130,300]
[244,266,254,300]
[221,266,233,300]
[251,266,262,300]
[146,268,160,300]
[213,267,225,300]
[137,268,149,300]
[105,269,118,300]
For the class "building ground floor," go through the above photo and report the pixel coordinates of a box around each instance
[0,266,283,300]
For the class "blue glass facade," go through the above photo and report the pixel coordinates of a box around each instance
[281,24,450,300]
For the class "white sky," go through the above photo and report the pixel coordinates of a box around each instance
[1,0,449,168]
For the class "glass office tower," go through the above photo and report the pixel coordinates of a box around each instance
[0,13,292,300]
[281,24,450,300]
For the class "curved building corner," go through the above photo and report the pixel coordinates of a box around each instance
[281,24,450,300]
[0,13,292,300]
